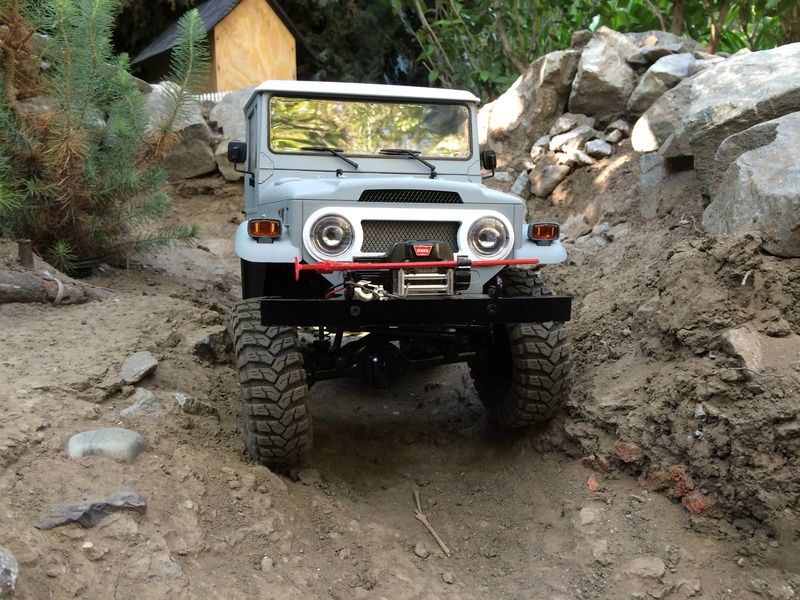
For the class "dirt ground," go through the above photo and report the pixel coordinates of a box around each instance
[1,162,799,599]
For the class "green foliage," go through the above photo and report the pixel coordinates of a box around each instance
[393,0,799,100]
[0,1,207,272]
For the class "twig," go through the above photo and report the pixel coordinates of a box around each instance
[741,269,753,287]
[413,490,451,557]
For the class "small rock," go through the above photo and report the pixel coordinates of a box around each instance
[297,468,322,486]
[681,491,719,516]
[676,579,702,597]
[530,145,548,163]
[577,506,602,527]
[190,327,231,363]
[510,171,529,197]
[605,129,624,144]
[492,171,512,183]
[549,124,600,152]
[605,119,630,137]
[67,428,146,463]
[592,539,613,565]
[557,148,596,167]
[0,546,18,598]
[549,112,597,136]
[529,164,571,197]
[414,542,430,559]
[119,388,166,423]
[612,441,645,465]
[441,571,455,585]
[260,556,274,571]
[587,473,601,492]
[174,393,219,418]
[120,351,158,384]
[585,139,612,158]
[181,500,196,511]
[624,556,666,579]
[532,134,551,148]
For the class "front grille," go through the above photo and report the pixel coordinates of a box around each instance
[359,189,463,204]
[361,221,460,253]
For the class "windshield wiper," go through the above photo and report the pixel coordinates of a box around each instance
[301,146,359,170]
[379,148,437,179]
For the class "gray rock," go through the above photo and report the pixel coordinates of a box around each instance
[120,388,166,423]
[689,57,725,76]
[605,129,624,144]
[549,113,597,136]
[556,148,595,167]
[605,119,630,136]
[120,351,158,384]
[480,50,581,161]
[529,164,571,197]
[414,541,430,559]
[549,125,599,152]
[174,393,219,419]
[67,428,146,463]
[163,123,217,180]
[639,153,666,218]
[529,145,547,163]
[625,30,702,53]
[627,53,696,115]
[260,556,274,571]
[209,88,255,181]
[510,171,530,197]
[441,571,455,584]
[632,43,800,193]
[592,539,613,565]
[190,327,231,363]
[532,134,551,148]
[627,42,685,67]
[702,112,800,257]
[568,27,640,119]
[560,214,593,240]
[623,556,666,579]
[145,82,205,135]
[585,139,613,158]
[0,546,18,599]
[492,171,512,183]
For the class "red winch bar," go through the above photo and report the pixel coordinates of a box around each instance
[294,256,539,281]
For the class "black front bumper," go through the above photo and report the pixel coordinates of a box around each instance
[260,295,571,327]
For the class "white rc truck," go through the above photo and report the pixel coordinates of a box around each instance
[227,81,571,468]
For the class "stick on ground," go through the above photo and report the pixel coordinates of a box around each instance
[413,489,451,557]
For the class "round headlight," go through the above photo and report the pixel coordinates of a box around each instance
[310,215,353,257]
[468,217,509,257]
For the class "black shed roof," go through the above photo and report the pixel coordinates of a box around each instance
[132,0,314,65]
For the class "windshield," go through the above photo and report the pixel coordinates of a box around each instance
[268,96,471,159]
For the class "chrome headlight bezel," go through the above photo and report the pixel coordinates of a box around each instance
[309,214,354,257]
[468,216,511,258]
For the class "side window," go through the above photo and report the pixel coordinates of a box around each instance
[246,109,257,172]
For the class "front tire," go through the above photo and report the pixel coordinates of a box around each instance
[231,299,312,468]
[470,267,571,427]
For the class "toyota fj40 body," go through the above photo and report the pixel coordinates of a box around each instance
[228,81,571,468]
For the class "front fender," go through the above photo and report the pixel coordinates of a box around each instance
[514,225,568,264]
[235,222,301,263]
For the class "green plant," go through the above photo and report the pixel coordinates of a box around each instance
[0,0,206,273]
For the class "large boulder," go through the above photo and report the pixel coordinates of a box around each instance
[163,123,217,180]
[209,87,255,181]
[626,53,695,115]
[480,49,580,163]
[145,82,205,134]
[702,112,800,257]
[631,43,800,193]
[568,26,639,120]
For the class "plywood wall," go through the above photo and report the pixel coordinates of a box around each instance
[213,0,296,91]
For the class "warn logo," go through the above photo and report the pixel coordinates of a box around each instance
[412,244,433,257]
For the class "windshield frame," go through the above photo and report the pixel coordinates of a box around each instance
[266,93,475,162]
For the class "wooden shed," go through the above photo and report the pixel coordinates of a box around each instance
[132,0,313,92]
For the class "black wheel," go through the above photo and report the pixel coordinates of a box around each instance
[231,299,312,468]
[470,267,571,427]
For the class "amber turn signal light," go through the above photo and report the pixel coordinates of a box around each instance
[528,222,559,241]
[248,219,282,238]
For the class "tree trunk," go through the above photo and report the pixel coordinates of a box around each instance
[671,0,685,35]
[0,270,111,304]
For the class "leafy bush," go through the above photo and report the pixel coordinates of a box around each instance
[0,0,207,272]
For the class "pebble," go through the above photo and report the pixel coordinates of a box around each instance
[67,427,146,463]
[119,351,158,384]
[624,556,666,579]
[174,393,219,418]
[119,388,166,422]
[441,571,455,585]
[260,556,274,572]
[0,546,18,598]
[414,542,430,559]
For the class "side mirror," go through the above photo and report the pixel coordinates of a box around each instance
[227,141,247,164]
[480,148,497,171]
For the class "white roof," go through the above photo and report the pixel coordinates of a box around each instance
[253,80,480,103]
